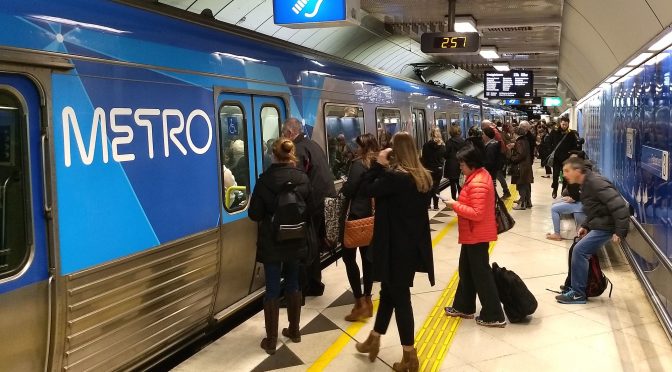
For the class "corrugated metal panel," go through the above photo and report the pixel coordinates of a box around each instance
[61,231,219,372]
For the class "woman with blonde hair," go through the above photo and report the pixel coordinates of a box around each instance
[356,132,434,372]
[421,127,447,210]
[341,133,379,321]
[249,138,313,355]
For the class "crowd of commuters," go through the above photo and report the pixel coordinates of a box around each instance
[247,115,627,369]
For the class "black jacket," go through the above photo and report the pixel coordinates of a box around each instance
[526,131,537,158]
[421,140,446,172]
[362,163,435,287]
[483,139,501,178]
[444,136,466,180]
[549,129,579,165]
[293,134,337,210]
[249,164,313,263]
[580,171,630,238]
[341,159,373,219]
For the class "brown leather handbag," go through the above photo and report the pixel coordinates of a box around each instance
[342,200,375,249]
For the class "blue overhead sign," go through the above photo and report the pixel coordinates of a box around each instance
[641,146,669,181]
[503,99,520,105]
[273,0,359,28]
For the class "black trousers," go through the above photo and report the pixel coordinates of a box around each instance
[453,243,505,322]
[342,246,372,298]
[301,208,326,295]
[449,178,462,200]
[551,163,567,194]
[516,183,532,207]
[429,169,442,209]
[373,281,415,346]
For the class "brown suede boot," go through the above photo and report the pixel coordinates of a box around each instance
[364,295,374,318]
[281,291,302,342]
[260,299,279,355]
[345,297,368,322]
[392,348,419,372]
[355,331,381,362]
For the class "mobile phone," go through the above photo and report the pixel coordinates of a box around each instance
[436,194,450,202]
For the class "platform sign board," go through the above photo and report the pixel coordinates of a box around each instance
[641,146,669,181]
[503,99,520,105]
[484,70,534,98]
[626,128,635,159]
[543,97,562,107]
[420,32,481,54]
[273,0,360,28]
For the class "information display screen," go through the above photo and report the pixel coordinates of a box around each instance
[420,32,480,53]
[484,71,534,98]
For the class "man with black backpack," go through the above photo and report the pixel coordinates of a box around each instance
[555,157,629,304]
[283,118,337,297]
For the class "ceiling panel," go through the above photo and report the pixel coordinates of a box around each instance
[647,0,672,26]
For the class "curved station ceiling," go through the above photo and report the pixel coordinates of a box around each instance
[157,0,672,104]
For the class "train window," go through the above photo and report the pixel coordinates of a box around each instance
[324,104,363,179]
[473,114,480,124]
[260,105,281,173]
[376,107,401,149]
[219,103,249,212]
[435,112,448,141]
[0,91,29,278]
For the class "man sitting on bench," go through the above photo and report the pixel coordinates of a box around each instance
[546,151,589,241]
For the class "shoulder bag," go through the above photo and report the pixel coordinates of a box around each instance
[324,193,347,246]
[545,132,570,168]
[495,195,515,234]
[343,199,375,249]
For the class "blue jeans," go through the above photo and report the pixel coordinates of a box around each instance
[570,230,612,297]
[264,261,300,301]
[551,201,586,234]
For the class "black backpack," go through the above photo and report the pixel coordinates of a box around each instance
[272,181,308,243]
[492,263,538,323]
[563,238,613,297]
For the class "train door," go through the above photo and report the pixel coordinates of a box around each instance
[0,74,50,371]
[249,95,285,293]
[212,92,288,314]
[412,107,427,149]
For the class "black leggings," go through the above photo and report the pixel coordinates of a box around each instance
[552,162,567,194]
[453,243,504,322]
[374,281,415,346]
[342,246,372,298]
[429,170,442,209]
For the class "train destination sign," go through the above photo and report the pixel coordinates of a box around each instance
[420,32,481,54]
[484,70,534,98]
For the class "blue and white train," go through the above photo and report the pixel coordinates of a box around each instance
[0,1,523,370]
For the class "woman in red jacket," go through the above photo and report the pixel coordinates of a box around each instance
[442,145,506,327]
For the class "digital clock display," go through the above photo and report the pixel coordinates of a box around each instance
[421,32,480,53]
[433,36,468,49]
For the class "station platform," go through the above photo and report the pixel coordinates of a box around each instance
[173,167,672,372]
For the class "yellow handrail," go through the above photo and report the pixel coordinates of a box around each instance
[225,186,247,208]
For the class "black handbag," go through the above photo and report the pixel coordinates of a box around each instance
[495,196,515,234]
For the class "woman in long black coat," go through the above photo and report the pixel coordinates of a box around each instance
[355,132,434,372]
[511,126,534,210]
[421,127,447,210]
[444,125,466,200]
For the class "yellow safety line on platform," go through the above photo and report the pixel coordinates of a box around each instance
[307,212,459,371]
[414,188,518,372]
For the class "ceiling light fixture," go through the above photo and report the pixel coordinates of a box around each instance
[492,62,510,72]
[649,30,672,51]
[480,46,499,59]
[628,53,654,66]
[605,76,618,83]
[613,67,632,77]
[454,16,478,33]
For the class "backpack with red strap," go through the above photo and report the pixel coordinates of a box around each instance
[563,237,613,297]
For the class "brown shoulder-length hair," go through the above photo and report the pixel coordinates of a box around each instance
[355,133,380,168]
[390,132,433,193]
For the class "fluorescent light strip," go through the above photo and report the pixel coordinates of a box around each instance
[605,76,618,83]
[480,46,499,59]
[614,67,632,77]
[628,53,654,66]
[454,17,477,33]
[493,63,510,71]
[649,30,672,51]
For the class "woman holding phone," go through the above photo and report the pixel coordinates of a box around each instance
[355,132,434,372]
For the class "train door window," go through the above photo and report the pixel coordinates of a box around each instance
[413,108,427,149]
[434,112,447,140]
[324,104,363,179]
[0,91,29,278]
[473,114,480,125]
[219,103,249,212]
[260,106,280,173]
[376,108,401,149]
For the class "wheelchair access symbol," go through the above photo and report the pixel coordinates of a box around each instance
[291,0,325,18]
[227,117,238,136]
